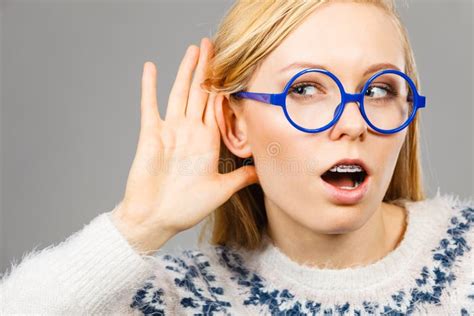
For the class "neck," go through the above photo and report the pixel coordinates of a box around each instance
[264,198,407,269]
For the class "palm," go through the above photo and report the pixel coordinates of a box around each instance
[120,38,257,239]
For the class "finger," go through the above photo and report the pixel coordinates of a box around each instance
[165,45,200,121]
[220,165,259,197]
[203,92,217,127]
[136,62,162,163]
[186,37,214,121]
[140,62,161,131]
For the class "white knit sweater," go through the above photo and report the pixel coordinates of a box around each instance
[0,190,473,315]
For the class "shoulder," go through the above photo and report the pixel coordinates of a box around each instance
[423,192,474,311]
[382,192,474,313]
[407,191,474,236]
[416,191,474,266]
[129,244,241,315]
[399,191,474,262]
[432,191,474,239]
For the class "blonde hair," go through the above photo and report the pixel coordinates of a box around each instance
[199,0,426,250]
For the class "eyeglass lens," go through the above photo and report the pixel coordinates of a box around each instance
[285,71,414,131]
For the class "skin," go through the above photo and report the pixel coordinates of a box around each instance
[215,1,409,269]
[112,39,258,255]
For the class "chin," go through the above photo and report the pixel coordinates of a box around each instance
[298,203,369,235]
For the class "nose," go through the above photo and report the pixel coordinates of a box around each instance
[330,96,368,140]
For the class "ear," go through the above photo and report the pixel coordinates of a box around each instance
[214,93,253,159]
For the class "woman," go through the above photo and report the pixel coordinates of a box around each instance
[1,0,472,315]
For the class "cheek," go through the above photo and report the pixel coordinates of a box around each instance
[372,132,407,183]
[245,105,309,192]
[246,107,328,230]
[245,104,292,161]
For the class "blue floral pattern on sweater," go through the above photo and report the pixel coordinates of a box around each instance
[130,205,474,315]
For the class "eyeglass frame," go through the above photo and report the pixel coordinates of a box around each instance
[231,68,426,134]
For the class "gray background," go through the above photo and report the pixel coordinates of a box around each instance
[0,0,472,274]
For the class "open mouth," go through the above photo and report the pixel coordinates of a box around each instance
[320,164,368,190]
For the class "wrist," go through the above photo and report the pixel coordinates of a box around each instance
[110,202,175,255]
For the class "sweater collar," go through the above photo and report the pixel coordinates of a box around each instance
[240,191,464,292]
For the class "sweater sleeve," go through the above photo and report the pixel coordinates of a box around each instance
[0,204,162,315]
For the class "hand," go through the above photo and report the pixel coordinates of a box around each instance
[111,38,259,254]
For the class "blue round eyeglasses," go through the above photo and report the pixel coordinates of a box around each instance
[231,68,426,134]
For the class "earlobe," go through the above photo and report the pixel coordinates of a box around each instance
[215,93,253,159]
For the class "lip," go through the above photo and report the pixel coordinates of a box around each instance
[320,158,371,205]
[321,172,370,204]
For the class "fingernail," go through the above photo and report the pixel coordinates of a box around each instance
[189,45,198,54]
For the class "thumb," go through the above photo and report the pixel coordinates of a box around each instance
[220,165,259,196]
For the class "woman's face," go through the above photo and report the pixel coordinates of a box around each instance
[219,1,408,235]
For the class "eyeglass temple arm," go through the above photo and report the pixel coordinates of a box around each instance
[233,92,272,103]
[233,92,285,107]
[418,95,426,108]
[408,94,426,108]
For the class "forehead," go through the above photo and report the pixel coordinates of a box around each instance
[260,2,405,79]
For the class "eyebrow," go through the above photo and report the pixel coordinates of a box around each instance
[279,62,402,76]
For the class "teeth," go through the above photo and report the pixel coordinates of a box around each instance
[329,164,364,173]
[340,180,362,190]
